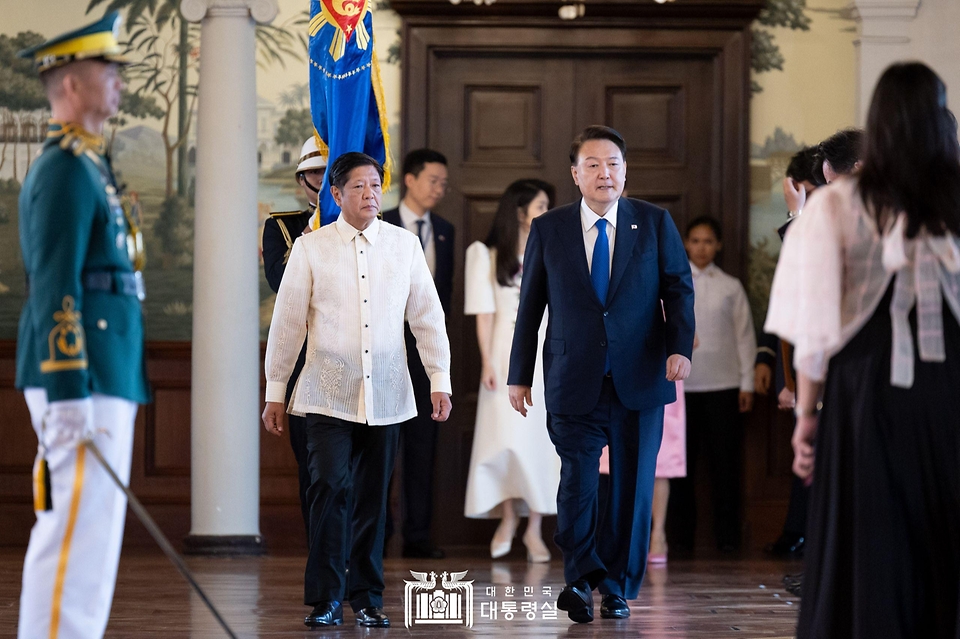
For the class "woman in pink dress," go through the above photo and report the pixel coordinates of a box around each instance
[649,381,686,563]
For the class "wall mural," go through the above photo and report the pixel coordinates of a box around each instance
[0,0,403,342]
[0,0,852,341]
[746,0,856,328]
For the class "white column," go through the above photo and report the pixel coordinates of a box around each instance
[180,0,278,553]
[850,0,921,125]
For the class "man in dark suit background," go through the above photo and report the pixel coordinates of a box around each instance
[381,148,454,559]
[508,126,695,623]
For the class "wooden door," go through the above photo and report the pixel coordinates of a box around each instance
[397,11,772,552]
[573,55,717,244]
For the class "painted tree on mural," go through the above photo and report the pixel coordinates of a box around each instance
[82,0,309,264]
[0,32,48,182]
[276,83,313,153]
[88,0,195,197]
[279,83,310,110]
[276,108,314,150]
[121,12,200,199]
[752,0,812,93]
[86,0,308,198]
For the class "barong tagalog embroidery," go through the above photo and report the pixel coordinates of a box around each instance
[41,296,87,373]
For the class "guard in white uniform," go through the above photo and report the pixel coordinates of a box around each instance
[15,12,150,639]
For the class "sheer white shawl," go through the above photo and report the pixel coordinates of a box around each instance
[764,177,960,387]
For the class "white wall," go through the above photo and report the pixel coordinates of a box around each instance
[854,0,960,122]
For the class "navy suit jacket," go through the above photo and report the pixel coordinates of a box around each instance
[381,207,455,315]
[507,198,695,415]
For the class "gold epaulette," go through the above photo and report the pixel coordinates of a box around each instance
[269,210,304,218]
[51,121,106,156]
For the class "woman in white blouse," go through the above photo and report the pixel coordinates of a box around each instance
[765,62,960,638]
[464,179,561,562]
[670,216,756,553]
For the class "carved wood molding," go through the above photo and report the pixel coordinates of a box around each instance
[390,0,765,28]
[849,0,921,21]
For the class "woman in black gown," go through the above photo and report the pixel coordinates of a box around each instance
[765,62,960,638]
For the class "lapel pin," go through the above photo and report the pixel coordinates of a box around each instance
[438,235,446,241]
[631,224,637,230]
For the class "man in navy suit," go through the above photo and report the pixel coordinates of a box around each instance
[508,125,695,623]
[381,149,454,559]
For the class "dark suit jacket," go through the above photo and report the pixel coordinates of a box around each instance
[507,198,695,415]
[754,215,796,393]
[262,208,312,396]
[381,207,455,315]
[262,208,312,293]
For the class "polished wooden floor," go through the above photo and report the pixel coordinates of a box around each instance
[0,549,802,638]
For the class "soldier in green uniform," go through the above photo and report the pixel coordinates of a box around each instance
[15,12,150,639]
[261,136,326,538]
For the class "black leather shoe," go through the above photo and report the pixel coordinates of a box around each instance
[557,579,594,623]
[355,607,390,628]
[600,594,630,619]
[783,572,803,597]
[305,601,343,627]
[402,541,445,559]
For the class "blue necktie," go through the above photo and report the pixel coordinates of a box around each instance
[591,218,611,374]
[415,219,426,248]
[591,218,609,304]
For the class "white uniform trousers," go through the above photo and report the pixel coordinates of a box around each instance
[18,389,137,639]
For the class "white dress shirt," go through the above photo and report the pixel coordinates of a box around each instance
[264,215,452,425]
[399,201,436,277]
[580,198,617,275]
[685,262,757,393]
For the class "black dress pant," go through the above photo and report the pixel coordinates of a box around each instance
[387,327,439,546]
[303,413,400,611]
[669,388,743,549]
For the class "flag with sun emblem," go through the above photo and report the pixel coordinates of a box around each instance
[308,0,391,227]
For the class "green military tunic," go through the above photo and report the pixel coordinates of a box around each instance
[16,121,150,404]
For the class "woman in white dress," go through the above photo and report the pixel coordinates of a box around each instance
[464,179,561,562]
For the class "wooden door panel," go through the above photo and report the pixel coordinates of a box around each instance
[606,85,686,166]
[402,19,774,552]
[464,85,543,165]
[432,55,576,197]
[574,56,717,248]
